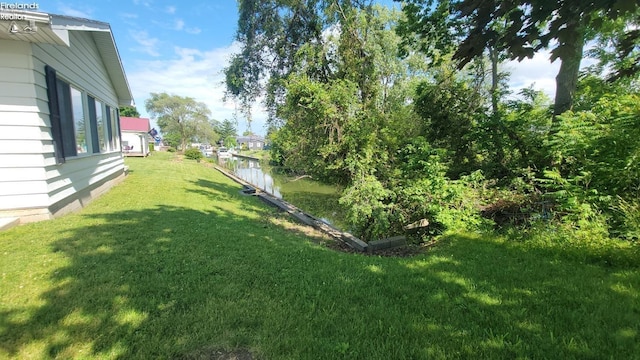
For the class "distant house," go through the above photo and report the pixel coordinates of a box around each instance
[0,11,133,226]
[120,117,151,157]
[237,135,265,150]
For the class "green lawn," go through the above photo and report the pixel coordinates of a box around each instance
[1,152,638,359]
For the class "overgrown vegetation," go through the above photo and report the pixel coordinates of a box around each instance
[1,153,638,359]
[225,0,640,245]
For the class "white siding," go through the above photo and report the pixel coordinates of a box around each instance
[0,30,125,215]
[0,39,49,210]
[32,31,119,106]
[31,31,124,208]
[121,131,149,155]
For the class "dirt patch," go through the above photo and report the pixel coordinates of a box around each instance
[266,212,437,257]
[175,347,254,360]
[266,213,333,243]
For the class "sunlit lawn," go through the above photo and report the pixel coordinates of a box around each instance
[1,152,639,359]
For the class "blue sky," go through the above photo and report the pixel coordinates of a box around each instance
[39,0,564,137]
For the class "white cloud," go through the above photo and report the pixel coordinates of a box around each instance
[504,50,559,99]
[129,30,161,57]
[504,48,598,100]
[174,19,185,31]
[127,42,268,135]
[169,19,200,34]
[165,6,176,14]
[120,12,139,19]
[132,0,152,7]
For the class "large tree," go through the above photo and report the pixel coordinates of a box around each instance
[225,0,384,125]
[399,0,640,116]
[224,0,326,123]
[145,93,214,151]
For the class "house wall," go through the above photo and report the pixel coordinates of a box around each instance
[0,31,126,223]
[121,131,149,156]
[0,39,51,220]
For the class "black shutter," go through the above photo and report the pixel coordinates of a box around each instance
[57,81,77,157]
[87,95,100,153]
[44,65,65,164]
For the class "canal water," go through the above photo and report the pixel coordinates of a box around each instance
[220,155,345,228]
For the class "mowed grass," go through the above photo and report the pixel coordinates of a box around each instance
[1,152,639,359]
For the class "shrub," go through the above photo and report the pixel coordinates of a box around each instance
[184,148,203,161]
[339,138,489,242]
[166,147,176,152]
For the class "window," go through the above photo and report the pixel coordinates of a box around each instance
[45,65,122,161]
[70,87,87,154]
[94,99,106,151]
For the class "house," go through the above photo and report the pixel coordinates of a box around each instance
[120,117,151,157]
[236,135,265,150]
[0,10,133,227]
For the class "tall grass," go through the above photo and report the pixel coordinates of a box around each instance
[0,152,638,359]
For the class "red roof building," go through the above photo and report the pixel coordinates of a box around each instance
[119,117,152,157]
[120,117,151,132]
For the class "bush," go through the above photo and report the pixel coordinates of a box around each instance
[339,138,489,242]
[167,147,176,152]
[184,148,203,161]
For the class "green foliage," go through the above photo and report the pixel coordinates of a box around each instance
[399,0,640,114]
[231,0,640,246]
[392,138,486,233]
[166,147,176,153]
[119,105,140,117]
[613,197,640,241]
[542,93,640,237]
[274,75,361,183]
[339,138,487,241]
[148,143,155,152]
[184,148,203,161]
[145,92,216,151]
[340,174,393,241]
[413,74,485,177]
[216,119,237,141]
[162,132,181,149]
[224,136,237,148]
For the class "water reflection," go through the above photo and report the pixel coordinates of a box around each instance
[219,154,345,229]
[221,156,282,198]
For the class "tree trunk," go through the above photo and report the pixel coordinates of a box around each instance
[553,24,585,117]
[490,46,499,118]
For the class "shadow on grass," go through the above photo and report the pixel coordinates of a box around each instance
[1,175,638,359]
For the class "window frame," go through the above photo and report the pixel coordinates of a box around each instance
[45,65,123,162]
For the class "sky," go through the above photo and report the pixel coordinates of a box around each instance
[39,0,568,137]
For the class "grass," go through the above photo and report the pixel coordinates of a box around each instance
[1,152,639,359]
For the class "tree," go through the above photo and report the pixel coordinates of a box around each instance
[224,0,326,124]
[225,0,385,125]
[119,105,140,117]
[145,93,213,151]
[399,0,640,116]
[216,119,237,141]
